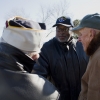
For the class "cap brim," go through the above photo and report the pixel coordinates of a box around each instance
[71,25,84,33]
[52,23,72,27]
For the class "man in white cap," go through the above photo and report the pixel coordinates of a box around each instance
[72,13,100,100]
[0,16,60,100]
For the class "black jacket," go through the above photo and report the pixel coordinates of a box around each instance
[33,37,89,100]
[0,43,60,100]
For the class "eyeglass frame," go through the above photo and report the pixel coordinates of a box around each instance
[56,27,69,32]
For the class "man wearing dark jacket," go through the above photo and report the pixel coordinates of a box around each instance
[33,16,89,100]
[0,17,60,100]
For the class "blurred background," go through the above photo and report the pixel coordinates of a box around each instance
[0,0,99,42]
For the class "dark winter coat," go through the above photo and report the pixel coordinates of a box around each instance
[33,37,89,100]
[0,43,60,100]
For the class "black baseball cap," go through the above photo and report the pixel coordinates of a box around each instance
[53,16,73,27]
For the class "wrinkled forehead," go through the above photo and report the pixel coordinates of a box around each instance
[74,27,86,34]
[77,28,92,36]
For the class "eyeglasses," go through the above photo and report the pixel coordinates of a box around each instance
[57,27,69,32]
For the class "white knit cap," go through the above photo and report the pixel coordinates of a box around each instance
[2,16,47,53]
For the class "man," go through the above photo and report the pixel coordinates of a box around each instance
[33,16,89,100]
[71,13,100,100]
[0,16,60,100]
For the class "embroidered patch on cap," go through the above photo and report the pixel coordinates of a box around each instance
[58,16,67,22]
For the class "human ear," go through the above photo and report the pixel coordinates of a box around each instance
[90,29,96,38]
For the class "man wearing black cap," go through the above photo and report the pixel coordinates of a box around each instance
[33,16,89,100]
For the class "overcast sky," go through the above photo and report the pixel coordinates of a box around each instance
[0,0,100,41]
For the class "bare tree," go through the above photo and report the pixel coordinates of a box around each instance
[37,0,70,37]
[73,19,80,27]
[4,1,73,41]
[73,19,81,39]
[5,8,32,20]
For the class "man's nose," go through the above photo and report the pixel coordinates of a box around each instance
[61,31,65,34]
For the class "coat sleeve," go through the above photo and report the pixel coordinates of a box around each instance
[32,43,50,78]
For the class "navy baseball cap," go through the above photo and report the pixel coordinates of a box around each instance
[6,17,46,30]
[53,16,73,27]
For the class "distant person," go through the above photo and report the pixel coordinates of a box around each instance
[72,13,100,100]
[33,16,89,100]
[0,16,60,100]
